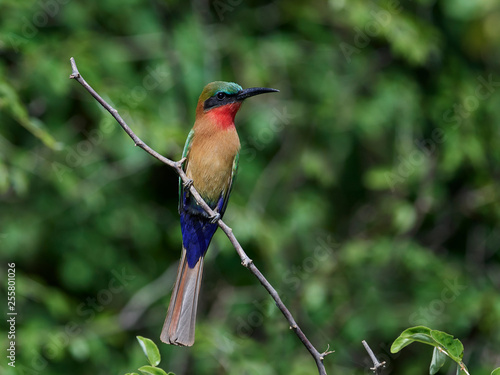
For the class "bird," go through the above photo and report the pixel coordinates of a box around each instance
[161,81,279,346]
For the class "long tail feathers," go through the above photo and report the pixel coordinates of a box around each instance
[161,247,204,346]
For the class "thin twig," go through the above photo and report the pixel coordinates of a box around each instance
[362,340,386,374]
[69,57,332,375]
[436,347,471,375]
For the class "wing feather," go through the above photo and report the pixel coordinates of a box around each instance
[178,129,195,213]
[218,151,239,216]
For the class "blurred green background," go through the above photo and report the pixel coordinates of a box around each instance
[1,0,500,374]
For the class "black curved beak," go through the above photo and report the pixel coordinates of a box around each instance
[236,87,279,101]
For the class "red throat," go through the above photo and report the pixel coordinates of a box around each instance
[206,102,242,129]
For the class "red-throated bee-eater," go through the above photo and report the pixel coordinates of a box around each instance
[161,81,279,346]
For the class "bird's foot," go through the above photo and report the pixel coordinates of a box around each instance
[209,212,221,224]
[183,179,194,190]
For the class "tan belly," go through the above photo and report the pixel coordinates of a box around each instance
[187,156,232,202]
[186,130,240,203]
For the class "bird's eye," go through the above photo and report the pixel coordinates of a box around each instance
[216,92,225,100]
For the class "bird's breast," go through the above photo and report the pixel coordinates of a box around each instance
[186,127,240,205]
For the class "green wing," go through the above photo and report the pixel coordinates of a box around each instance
[178,129,195,212]
[220,151,239,216]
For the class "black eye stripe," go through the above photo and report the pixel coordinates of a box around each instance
[204,92,237,110]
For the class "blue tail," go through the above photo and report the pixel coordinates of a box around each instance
[180,212,218,268]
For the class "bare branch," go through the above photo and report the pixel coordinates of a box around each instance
[69,57,332,375]
[362,340,386,374]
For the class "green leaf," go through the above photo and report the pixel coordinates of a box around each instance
[392,327,470,375]
[491,368,500,375]
[391,326,435,353]
[138,366,169,375]
[430,347,447,375]
[136,336,161,367]
[390,337,416,353]
[431,330,464,362]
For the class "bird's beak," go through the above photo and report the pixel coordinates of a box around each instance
[236,87,279,101]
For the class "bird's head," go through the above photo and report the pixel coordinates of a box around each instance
[196,81,279,128]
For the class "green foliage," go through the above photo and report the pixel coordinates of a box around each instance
[1,0,500,374]
[391,326,468,374]
[137,336,161,367]
[0,81,61,150]
[137,366,170,375]
[126,336,173,375]
[430,347,447,375]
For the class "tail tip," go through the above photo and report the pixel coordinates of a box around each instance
[160,334,194,347]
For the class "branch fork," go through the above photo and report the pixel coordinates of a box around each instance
[362,340,386,374]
